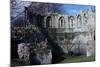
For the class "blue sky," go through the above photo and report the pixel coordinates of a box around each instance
[58,4,95,15]
[11,2,95,18]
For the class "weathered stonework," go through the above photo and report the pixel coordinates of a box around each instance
[25,7,95,56]
[17,42,52,65]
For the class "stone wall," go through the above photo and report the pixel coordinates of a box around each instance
[42,9,95,33]
[17,42,52,65]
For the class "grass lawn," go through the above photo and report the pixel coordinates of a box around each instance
[59,55,95,63]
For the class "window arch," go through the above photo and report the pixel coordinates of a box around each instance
[37,14,43,27]
[68,16,74,28]
[77,15,82,26]
[59,16,65,28]
[46,16,52,28]
[84,13,88,23]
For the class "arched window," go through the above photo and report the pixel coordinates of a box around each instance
[46,16,52,28]
[37,14,43,27]
[59,16,65,28]
[69,16,74,28]
[77,15,82,26]
[84,13,88,23]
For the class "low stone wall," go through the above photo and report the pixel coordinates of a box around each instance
[17,43,31,64]
[17,43,52,65]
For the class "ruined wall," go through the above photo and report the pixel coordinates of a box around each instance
[17,42,52,65]
[43,9,95,35]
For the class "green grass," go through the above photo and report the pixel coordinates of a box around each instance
[59,55,95,63]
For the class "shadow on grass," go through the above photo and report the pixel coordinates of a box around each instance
[58,55,95,63]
